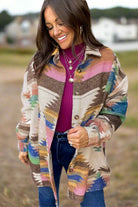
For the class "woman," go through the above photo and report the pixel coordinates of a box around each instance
[16,0,128,206]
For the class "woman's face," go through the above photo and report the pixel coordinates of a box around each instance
[44,6,82,50]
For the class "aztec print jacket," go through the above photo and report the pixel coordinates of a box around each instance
[16,46,128,203]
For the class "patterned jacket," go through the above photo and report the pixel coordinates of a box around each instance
[16,46,128,203]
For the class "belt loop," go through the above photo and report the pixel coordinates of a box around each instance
[55,131,67,139]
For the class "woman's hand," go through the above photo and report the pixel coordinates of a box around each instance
[19,151,29,166]
[67,126,100,149]
[67,126,89,149]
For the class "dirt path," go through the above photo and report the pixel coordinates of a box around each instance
[0,66,24,83]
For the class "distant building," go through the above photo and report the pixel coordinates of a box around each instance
[5,16,38,47]
[92,18,138,43]
[3,16,138,47]
[0,32,6,45]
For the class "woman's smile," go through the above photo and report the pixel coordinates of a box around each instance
[58,35,67,41]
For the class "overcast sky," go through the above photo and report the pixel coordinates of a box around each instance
[0,0,138,15]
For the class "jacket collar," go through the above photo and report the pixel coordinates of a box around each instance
[85,45,101,57]
[52,45,101,65]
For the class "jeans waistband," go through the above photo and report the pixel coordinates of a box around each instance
[54,131,67,138]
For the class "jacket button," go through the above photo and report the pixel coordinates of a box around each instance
[77,69,81,73]
[69,168,74,173]
[74,115,79,120]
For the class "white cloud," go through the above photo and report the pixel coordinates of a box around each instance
[87,0,138,9]
[0,0,137,15]
[0,0,43,15]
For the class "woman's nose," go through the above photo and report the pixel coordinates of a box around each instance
[53,26,60,36]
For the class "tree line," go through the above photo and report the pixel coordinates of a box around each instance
[0,7,138,31]
[90,7,138,19]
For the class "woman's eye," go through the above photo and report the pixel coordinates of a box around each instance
[46,22,64,31]
[58,22,64,26]
[46,26,53,31]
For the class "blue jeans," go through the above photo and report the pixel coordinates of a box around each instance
[38,132,106,207]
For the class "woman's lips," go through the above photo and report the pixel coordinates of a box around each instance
[57,35,67,42]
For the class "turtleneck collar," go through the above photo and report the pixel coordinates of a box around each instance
[52,44,101,65]
[60,42,85,57]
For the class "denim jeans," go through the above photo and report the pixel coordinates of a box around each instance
[38,132,106,207]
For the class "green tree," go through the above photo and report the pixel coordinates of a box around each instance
[0,10,13,31]
[90,7,138,19]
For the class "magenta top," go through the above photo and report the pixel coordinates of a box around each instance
[56,42,85,132]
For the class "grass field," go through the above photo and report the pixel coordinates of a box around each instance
[0,48,138,207]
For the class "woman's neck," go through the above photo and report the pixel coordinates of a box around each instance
[60,42,85,58]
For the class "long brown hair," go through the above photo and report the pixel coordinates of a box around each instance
[34,0,104,76]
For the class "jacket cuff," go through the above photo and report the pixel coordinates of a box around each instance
[18,140,28,152]
[84,125,100,146]
[84,117,113,146]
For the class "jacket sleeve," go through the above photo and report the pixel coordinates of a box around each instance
[84,55,128,145]
[16,70,31,152]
